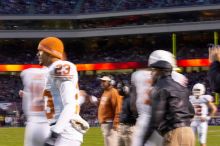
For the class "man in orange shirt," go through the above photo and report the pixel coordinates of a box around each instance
[98,76,122,146]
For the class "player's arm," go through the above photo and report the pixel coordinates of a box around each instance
[200,95,217,122]
[79,90,98,105]
[54,81,89,134]
[52,79,78,134]
[143,89,166,145]
[208,101,217,117]
[111,89,122,130]
[45,76,81,146]
[19,71,31,115]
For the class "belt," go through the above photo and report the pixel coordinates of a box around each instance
[102,119,113,124]
[120,123,135,126]
[102,121,113,124]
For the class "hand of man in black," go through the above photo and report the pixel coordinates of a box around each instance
[44,131,59,146]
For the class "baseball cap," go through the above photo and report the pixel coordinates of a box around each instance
[99,76,111,81]
[149,60,173,71]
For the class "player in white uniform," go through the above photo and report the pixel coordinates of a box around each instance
[131,70,163,146]
[36,37,88,146]
[20,67,50,146]
[189,83,217,146]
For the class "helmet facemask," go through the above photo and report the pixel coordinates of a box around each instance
[192,83,205,96]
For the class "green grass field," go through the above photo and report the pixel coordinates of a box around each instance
[0,126,219,146]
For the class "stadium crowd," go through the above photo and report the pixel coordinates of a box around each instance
[0,0,219,14]
[0,37,210,64]
[1,9,220,30]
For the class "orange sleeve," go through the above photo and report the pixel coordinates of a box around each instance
[111,88,123,129]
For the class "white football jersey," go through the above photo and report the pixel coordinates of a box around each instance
[20,67,48,122]
[131,70,152,114]
[131,70,164,146]
[189,95,213,119]
[44,60,82,141]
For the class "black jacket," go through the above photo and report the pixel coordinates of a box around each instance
[117,84,138,125]
[119,95,137,125]
[143,74,194,144]
[208,61,220,93]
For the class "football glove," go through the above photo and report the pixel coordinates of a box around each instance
[70,115,90,134]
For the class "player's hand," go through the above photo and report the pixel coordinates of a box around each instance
[44,131,59,146]
[200,116,211,122]
[19,90,24,98]
[89,95,98,104]
[144,98,152,105]
[200,117,206,122]
[70,115,90,134]
[112,123,120,131]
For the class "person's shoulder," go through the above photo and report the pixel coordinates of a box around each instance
[201,94,213,102]
[155,77,172,88]
[20,67,43,77]
[50,60,76,69]
[158,77,189,94]
[49,60,77,78]
[111,87,119,92]
[110,87,120,95]
[168,76,187,89]
[189,95,195,99]
[22,67,40,73]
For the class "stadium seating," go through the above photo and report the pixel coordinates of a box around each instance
[0,0,219,14]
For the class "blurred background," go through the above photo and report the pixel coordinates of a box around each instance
[0,0,220,128]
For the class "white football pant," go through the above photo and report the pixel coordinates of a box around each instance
[55,136,81,146]
[24,122,50,146]
[191,120,208,144]
[132,114,163,146]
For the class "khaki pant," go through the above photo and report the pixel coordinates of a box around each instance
[101,123,118,146]
[164,127,195,146]
[118,124,135,146]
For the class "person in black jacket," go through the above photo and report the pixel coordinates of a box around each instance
[208,46,220,93]
[143,60,195,146]
[117,82,138,146]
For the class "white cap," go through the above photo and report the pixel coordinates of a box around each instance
[99,76,111,81]
[148,50,178,70]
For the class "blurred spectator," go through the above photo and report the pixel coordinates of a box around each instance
[208,46,220,93]
[4,116,13,126]
[0,0,219,14]
[1,11,220,30]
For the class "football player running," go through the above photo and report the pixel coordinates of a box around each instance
[131,70,163,146]
[20,67,50,146]
[37,37,88,146]
[189,83,217,146]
